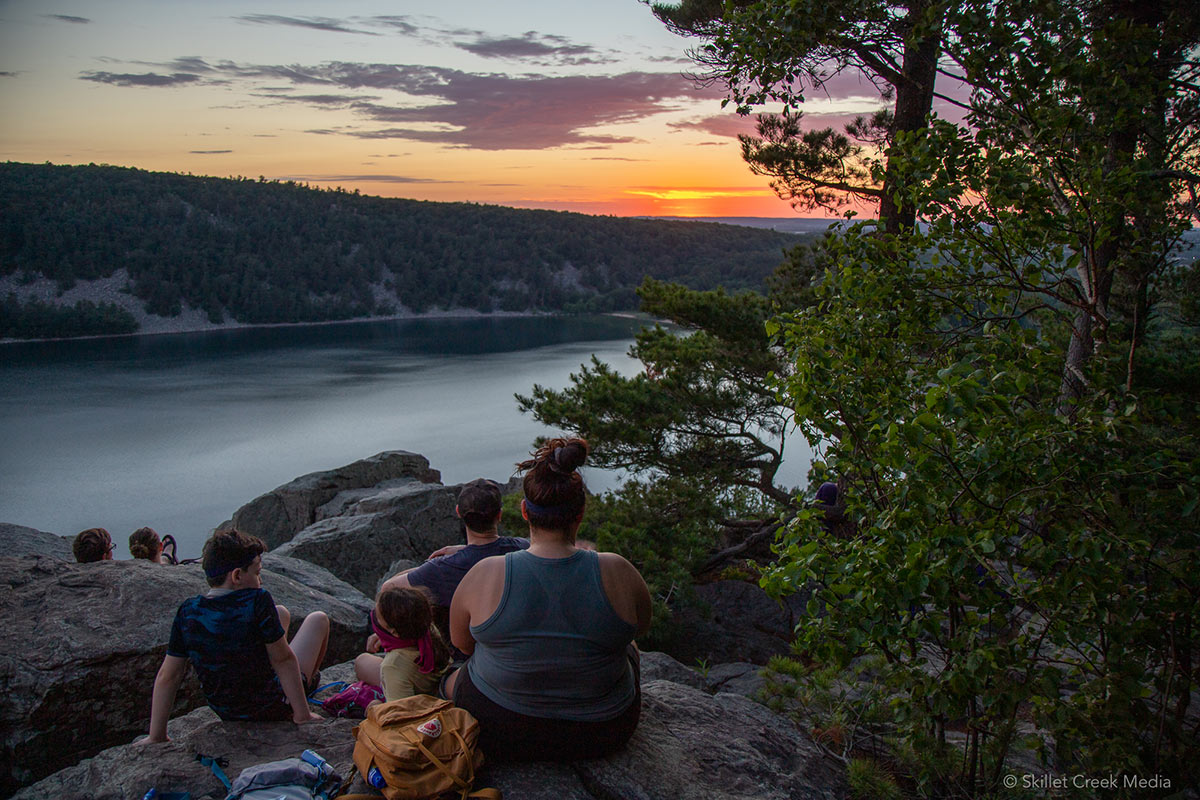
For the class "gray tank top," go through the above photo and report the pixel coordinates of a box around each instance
[466,548,637,720]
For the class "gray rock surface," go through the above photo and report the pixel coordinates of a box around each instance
[575,680,845,800]
[17,678,847,800]
[13,708,358,800]
[0,556,369,796]
[705,662,767,698]
[229,451,441,549]
[638,650,707,691]
[666,579,809,665]
[260,553,372,615]
[0,522,73,560]
[272,481,460,596]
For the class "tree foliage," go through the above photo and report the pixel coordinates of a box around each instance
[636,0,1200,794]
[518,243,830,594]
[0,293,138,338]
[0,162,799,337]
[653,0,946,231]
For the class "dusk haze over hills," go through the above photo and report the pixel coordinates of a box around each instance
[0,0,898,218]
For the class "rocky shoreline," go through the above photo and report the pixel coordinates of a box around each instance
[0,450,838,799]
[0,268,546,345]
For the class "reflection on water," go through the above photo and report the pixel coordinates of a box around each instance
[0,316,646,558]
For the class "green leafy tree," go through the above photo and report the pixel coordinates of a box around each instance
[642,0,1200,794]
[519,247,828,578]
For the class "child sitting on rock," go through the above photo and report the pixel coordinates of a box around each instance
[72,527,113,562]
[355,586,450,702]
[142,529,330,741]
[128,527,164,563]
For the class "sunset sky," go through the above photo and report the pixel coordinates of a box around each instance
[0,0,891,217]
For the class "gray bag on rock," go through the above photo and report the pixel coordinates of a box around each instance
[224,751,343,800]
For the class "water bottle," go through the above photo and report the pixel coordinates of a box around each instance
[367,766,387,789]
[300,748,331,781]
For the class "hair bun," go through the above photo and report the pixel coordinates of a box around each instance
[516,436,589,477]
[549,441,587,474]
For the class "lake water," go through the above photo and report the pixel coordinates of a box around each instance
[0,315,812,559]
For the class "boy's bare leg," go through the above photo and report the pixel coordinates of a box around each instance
[276,604,291,633]
[289,611,329,679]
[355,652,384,686]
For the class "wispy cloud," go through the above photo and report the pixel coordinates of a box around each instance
[363,16,421,36]
[79,58,718,150]
[627,187,769,200]
[284,174,454,184]
[670,109,884,140]
[81,71,203,87]
[235,15,380,36]
[255,92,378,106]
[190,150,232,154]
[0,72,19,79]
[669,114,760,139]
[454,32,615,66]
[589,156,646,161]
[43,14,90,24]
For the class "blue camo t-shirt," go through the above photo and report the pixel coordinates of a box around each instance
[167,588,289,721]
[406,536,530,607]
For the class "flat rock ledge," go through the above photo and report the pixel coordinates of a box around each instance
[16,676,847,800]
[0,556,372,796]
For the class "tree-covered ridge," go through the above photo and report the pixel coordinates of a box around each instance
[0,162,800,332]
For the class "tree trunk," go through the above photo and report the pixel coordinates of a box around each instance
[879,1,944,233]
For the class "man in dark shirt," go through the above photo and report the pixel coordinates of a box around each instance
[379,479,528,643]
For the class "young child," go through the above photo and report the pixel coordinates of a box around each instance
[143,529,330,741]
[73,527,113,562]
[128,527,163,563]
[355,587,450,701]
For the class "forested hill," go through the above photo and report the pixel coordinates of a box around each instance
[0,162,801,338]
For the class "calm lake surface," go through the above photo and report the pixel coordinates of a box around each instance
[1,314,812,559]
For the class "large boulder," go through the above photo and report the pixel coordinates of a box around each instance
[570,679,845,800]
[0,556,369,796]
[228,452,441,549]
[271,481,460,596]
[260,553,372,615]
[17,676,847,800]
[0,523,72,560]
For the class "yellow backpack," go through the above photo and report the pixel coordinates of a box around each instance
[351,695,499,800]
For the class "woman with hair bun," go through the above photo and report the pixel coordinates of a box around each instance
[444,437,651,761]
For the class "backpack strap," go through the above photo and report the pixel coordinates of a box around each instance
[194,753,232,792]
[308,681,348,705]
[398,723,474,795]
[466,790,502,800]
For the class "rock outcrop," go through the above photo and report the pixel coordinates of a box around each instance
[16,672,847,800]
[0,523,73,560]
[272,481,462,597]
[228,452,442,549]
[260,553,372,615]
[0,556,370,795]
